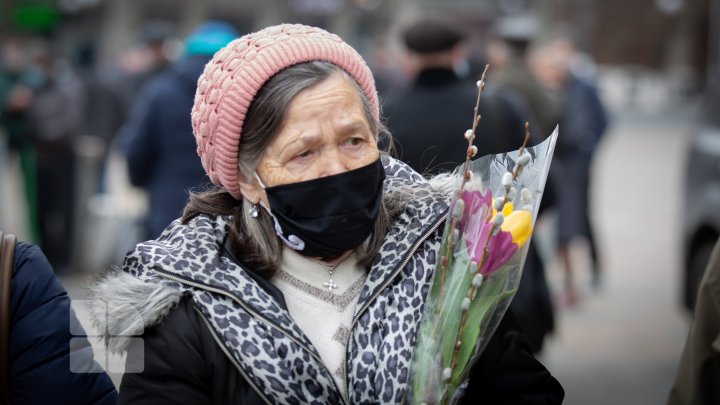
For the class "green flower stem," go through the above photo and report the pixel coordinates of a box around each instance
[450,287,477,369]
[440,241,491,405]
[438,219,459,291]
[436,67,490,405]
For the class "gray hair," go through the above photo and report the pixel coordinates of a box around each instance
[184,61,392,276]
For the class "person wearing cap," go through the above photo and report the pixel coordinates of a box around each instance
[92,24,564,404]
[384,16,527,175]
[118,21,239,239]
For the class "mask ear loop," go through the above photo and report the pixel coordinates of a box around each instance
[254,172,267,189]
[254,172,306,251]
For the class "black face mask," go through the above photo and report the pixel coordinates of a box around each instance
[259,158,386,258]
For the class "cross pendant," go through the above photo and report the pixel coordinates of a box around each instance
[323,279,338,291]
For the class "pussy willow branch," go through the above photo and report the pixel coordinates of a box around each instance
[477,122,531,274]
[511,123,531,178]
[436,65,490,405]
[443,122,534,402]
[436,65,490,291]
[462,64,489,185]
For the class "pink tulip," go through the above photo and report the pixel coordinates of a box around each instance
[460,189,518,276]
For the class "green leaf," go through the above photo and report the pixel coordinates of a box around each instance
[410,232,471,404]
[438,239,474,368]
[429,220,458,301]
[449,266,517,387]
[411,320,439,402]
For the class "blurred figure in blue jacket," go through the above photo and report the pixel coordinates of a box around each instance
[6,238,117,404]
[119,21,239,239]
[532,37,609,305]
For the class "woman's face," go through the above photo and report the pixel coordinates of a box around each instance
[239,72,379,205]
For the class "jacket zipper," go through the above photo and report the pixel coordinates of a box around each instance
[152,267,348,404]
[193,306,273,405]
[342,210,448,403]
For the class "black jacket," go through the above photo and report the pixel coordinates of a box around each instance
[384,68,526,175]
[119,246,563,404]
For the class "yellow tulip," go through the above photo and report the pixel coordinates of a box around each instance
[492,201,514,218]
[502,202,513,217]
[500,210,532,247]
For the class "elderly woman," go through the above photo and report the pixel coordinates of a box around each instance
[94,24,563,404]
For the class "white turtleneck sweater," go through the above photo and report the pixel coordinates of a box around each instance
[271,248,367,393]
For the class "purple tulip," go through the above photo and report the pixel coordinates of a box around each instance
[460,189,518,276]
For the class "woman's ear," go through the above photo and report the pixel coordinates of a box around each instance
[237,171,265,205]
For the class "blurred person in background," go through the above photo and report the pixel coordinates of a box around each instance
[367,37,410,101]
[75,41,127,192]
[118,21,239,239]
[486,15,561,142]
[384,16,556,353]
[23,40,85,272]
[668,237,720,405]
[0,38,39,241]
[531,37,609,305]
[384,16,527,174]
[92,24,564,404]
[119,19,177,110]
[1,231,117,404]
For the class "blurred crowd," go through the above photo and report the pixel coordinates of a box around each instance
[0,19,182,272]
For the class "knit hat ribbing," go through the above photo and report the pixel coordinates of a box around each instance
[191,24,379,199]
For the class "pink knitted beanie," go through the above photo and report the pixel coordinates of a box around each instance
[191,24,379,199]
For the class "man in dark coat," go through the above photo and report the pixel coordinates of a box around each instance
[8,241,117,404]
[119,21,238,239]
[383,17,527,175]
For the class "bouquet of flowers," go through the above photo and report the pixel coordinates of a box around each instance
[408,67,558,404]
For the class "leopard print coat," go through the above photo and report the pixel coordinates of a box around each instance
[93,157,452,404]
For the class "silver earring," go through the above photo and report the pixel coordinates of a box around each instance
[249,204,259,218]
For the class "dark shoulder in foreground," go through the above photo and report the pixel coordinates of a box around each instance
[10,242,118,405]
[462,309,565,404]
